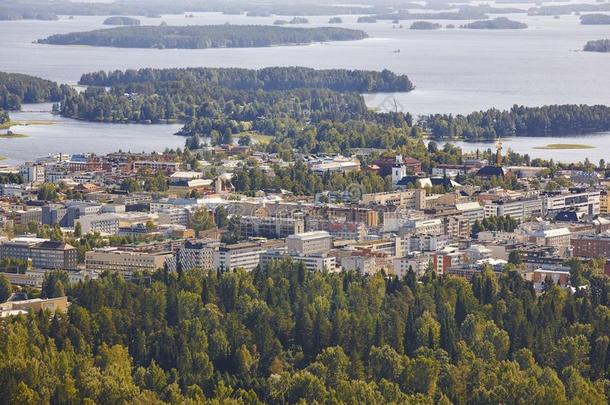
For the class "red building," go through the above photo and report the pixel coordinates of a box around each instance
[372,155,422,177]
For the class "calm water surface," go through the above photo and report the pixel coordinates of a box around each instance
[1,104,184,165]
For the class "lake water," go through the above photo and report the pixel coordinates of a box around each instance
[1,104,184,165]
[1,7,610,163]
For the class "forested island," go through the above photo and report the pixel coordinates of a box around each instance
[357,16,377,23]
[328,17,342,24]
[289,17,309,24]
[1,260,609,403]
[37,25,368,49]
[461,17,528,29]
[584,39,610,52]
[374,9,488,20]
[530,3,610,16]
[421,104,610,140]
[55,67,415,149]
[410,21,441,30]
[103,16,141,26]
[0,72,62,110]
[580,13,610,25]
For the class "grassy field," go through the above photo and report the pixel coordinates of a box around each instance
[235,131,273,145]
[0,132,28,138]
[0,119,56,129]
[533,143,595,150]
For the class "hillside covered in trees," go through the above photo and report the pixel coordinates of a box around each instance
[0,260,608,403]
[0,71,62,110]
[584,39,610,53]
[421,104,610,140]
[37,25,368,49]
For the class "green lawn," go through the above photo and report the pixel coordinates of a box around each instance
[533,143,595,150]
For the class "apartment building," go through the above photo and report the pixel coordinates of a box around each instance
[214,242,266,272]
[571,233,610,259]
[484,198,543,222]
[13,208,42,227]
[393,254,431,278]
[528,228,571,256]
[132,160,180,172]
[85,248,171,275]
[239,215,305,239]
[1,296,69,317]
[543,190,601,217]
[78,213,120,235]
[286,231,332,255]
[0,238,77,270]
[175,240,219,271]
[19,162,45,184]
[361,189,426,209]
[260,249,337,273]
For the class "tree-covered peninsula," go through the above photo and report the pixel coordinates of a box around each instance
[580,13,610,25]
[103,16,141,26]
[461,17,527,29]
[421,104,610,140]
[584,39,610,53]
[37,25,368,49]
[56,67,414,146]
[0,72,62,110]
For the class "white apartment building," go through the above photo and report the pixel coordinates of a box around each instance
[455,202,485,227]
[393,254,431,278]
[543,190,601,217]
[341,255,377,275]
[286,231,332,255]
[397,218,444,236]
[484,198,543,222]
[260,249,337,273]
[175,240,219,271]
[214,242,266,272]
[85,248,171,275]
[528,227,571,256]
[78,213,120,235]
[19,162,45,184]
[361,189,426,210]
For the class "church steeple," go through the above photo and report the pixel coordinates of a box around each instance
[495,140,503,166]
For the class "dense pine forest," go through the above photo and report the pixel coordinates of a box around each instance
[421,104,610,140]
[1,260,609,404]
[0,72,62,110]
[37,25,368,49]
